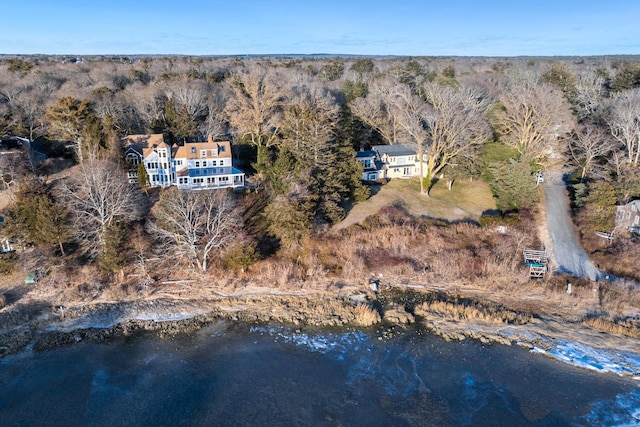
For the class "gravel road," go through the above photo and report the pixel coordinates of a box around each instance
[542,170,600,281]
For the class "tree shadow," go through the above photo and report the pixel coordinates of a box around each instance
[0,300,52,329]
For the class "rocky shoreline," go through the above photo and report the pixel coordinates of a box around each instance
[1,288,639,377]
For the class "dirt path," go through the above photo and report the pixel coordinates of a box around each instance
[542,170,600,281]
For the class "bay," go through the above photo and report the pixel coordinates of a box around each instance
[0,322,638,426]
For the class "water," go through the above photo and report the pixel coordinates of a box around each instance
[0,322,638,426]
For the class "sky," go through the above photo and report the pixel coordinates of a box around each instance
[1,0,639,56]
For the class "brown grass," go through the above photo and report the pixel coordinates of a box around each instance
[583,315,640,338]
[335,177,496,230]
[352,303,381,326]
[415,300,531,324]
[576,217,640,283]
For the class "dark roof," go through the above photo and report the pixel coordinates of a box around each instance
[0,138,23,150]
[373,144,416,157]
[188,166,244,178]
[356,150,376,158]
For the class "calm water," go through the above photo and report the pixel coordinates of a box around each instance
[0,322,638,426]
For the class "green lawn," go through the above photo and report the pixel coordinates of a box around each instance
[335,178,496,230]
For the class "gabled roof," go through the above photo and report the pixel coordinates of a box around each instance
[122,134,170,158]
[173,136,232,160]
[373,144,417,157]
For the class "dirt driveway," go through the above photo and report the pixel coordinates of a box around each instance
[542,170,600,281]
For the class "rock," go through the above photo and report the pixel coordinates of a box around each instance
[383,304,415,325]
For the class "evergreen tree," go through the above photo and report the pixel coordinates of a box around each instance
[97,221,129,273]
[137,163,150,193]
[7,180,70,254]
[489,159,540,211]
[541,61,578,105]
[165,99,197,143]
[580,182,617,231]
[44,97,105,162]
[610,62,640,92]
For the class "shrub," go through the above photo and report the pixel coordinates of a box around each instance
[0,253,16,274]
[223,243,261,272]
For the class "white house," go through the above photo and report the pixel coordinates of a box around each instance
[355,149,381,181]
[173,137,245,190]
[123,134,245,190]
[356,144,421,181]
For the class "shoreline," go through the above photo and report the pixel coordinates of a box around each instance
[2,286,639,379]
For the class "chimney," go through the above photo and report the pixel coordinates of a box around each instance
[207,135,213,144]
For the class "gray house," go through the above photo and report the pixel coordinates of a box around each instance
[616,200,640,236]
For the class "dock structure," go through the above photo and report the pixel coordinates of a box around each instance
[523,248,549,278]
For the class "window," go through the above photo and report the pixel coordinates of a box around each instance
[219,145,225,152]
[220,176,229,182]
[219,160,224,166]
[201,150,207,158]
[211,160,217,166]
[203,161,207,167]
[195,161,200,167]
[363,159,371,168]
[191,147,196,154]
[211,149,218,156]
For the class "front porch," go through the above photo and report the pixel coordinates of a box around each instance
[176,166,245,190]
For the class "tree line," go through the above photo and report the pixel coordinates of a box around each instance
[1,55,639,277]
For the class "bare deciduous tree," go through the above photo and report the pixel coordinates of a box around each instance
[388,83,430,193]
[198,88,230,141]
[350,76,405,145]
[125,82,165,132]
[494,82,574,165]
[58,160,141,261]
[148,189,241,272]
[606,88,640,165]
[420,82,493,191]
[226,65,285,148]
[163,78,209,123]
[569,124,613,180]
[574,67,607,122]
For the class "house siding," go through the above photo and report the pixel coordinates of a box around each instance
[123,134,245,190]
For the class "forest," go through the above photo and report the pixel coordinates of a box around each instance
[0,54,639,301]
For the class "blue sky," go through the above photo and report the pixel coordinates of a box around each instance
[2,1,638,56]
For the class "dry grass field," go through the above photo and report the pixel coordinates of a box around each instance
[335,177,496,231]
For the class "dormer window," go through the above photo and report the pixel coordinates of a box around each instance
[191,147,196,154]
[201,150,207,158]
